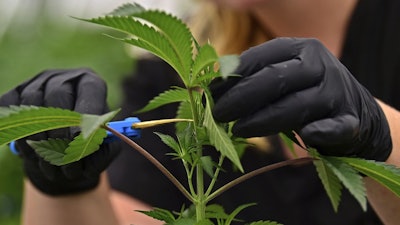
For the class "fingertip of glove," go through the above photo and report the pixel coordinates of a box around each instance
[211,104,230,123]
[0,89,20,106]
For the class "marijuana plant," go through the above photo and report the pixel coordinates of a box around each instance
[1,3,400,225]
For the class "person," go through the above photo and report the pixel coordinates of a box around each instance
[1,0,400,224]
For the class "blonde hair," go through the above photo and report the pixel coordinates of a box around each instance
[189,2,271,55]
[190,2,274,152]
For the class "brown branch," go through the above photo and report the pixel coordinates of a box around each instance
[103,125,193,202]
[207,157,314,202]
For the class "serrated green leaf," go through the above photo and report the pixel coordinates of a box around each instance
[88,16,183,77]
[219,55,240,79]
[176,101,193,133]
[206,204,226,213]
[108,3,145,16]
[84,16,182,79]
[336,157,400,198]
[0,106,18,118]
[248,221,283,225]
[322,156,367,211]
[176,101,193,119]
[195,127,210,146]
[82,7,193,85]
[191,44,218,82]
[124,37,185,78]
[81,110,120,139]
[205,204,229,220]
[155,132,180,153]
[193,72,220,87]
[313,158,343,212]
[137,87,189,113]
[179,204,196,219]
[176,122,195,148]
[201,156,214,178]
[225,203,256,225]
[170,218,196,225]
[0,106,81,146]
[62,129,107,164]
[27,138,70,166]
[175,125,196,164]
[174,89,202,133]
[203,94,243,172]
[132,10,193,81]
[137,208,176,223]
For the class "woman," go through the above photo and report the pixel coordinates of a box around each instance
[2,0,400,224]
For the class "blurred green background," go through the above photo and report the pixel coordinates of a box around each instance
[0,1,192,224]
[0,1,135,224]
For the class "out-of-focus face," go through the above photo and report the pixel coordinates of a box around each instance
[211,0,268,10]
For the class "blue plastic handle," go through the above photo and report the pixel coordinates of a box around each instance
[105,117,141,142]
[9,141,19,155]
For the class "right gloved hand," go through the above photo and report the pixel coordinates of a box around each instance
[210,38,391,161]
[0,68,119,196]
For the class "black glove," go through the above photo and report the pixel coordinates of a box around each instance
[211,38,392,161]
[0,68,119,196]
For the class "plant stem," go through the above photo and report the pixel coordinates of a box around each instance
[205,155,225,196]
[195,147,206,222]
[183,160,196,196]
[103,125,193,202]
[193,117,205,221]
[187,88,207,222]
[206,157,314,202]
[188,89,199,126]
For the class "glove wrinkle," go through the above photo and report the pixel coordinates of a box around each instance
[0,68,118,196]
[211,37,392,161]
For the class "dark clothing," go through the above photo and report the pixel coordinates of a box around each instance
[341,0,400,109]
[107,0,400,224]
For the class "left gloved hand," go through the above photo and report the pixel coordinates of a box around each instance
[0,68,119,196]
[211,38,392,161]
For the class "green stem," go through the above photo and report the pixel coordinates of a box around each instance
[206,157,314,202]
[103,125,194,202]
[188,89,199,126]
[183,160,196,196]
[196,147,206,222]
[187,88,207,221]
[205,155,225,196]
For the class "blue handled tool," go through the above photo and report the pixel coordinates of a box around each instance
[104,117,141,142]
[9,117,142,155]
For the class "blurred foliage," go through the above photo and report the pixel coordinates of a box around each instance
[0,21,133,108]
[0,5,134,224]
[0,146,22,225]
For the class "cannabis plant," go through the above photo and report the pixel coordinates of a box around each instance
[1,3,400,225]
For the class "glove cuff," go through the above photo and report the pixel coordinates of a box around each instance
[356,89,392,161]
[24,163,100,196]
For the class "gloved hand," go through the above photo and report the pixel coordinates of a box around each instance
[211,38,392,161]
[0,68,119,196]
